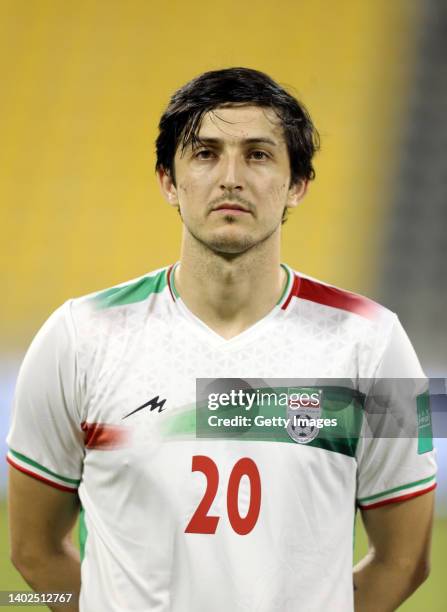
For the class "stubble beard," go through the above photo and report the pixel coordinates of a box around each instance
[183,214,281,258]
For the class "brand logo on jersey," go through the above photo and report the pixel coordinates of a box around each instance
[286,388,322,444]
[122,395,167,419]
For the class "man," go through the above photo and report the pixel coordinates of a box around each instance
[8,67,436,611]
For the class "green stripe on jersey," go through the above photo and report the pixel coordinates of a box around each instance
[163,386,364,458]
[9,449,81,485]
[276,264,292,306]
[93,269,168,309]
[79,506,88,562]
[164,406,361,457]
[169,263,180,298]
[357,473,436,503]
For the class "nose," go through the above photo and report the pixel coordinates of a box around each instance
[219,153,243,192]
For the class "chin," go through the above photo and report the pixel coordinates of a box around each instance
[187,222,277,255]
[206,235,256,255]
[196,225,256,253]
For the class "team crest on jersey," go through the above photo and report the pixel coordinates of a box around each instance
[286,388,323,444]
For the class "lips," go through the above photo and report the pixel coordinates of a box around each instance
[213,203,250,213]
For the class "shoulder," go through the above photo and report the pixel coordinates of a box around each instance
[55,265,173,353]
[282,266,403,377]
[72,265,172,311]
[64,264,173,327]
[282,265,394,325]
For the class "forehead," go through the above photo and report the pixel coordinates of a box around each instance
[196,105,285,142]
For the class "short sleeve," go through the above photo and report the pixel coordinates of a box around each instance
[356,316,437,509]
[7,301,84,492]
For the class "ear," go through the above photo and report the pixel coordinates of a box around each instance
[286,179,308,210]
[157,167,179,208]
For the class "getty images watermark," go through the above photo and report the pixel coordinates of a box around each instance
[206,387,336,444]
[195,378,447,448]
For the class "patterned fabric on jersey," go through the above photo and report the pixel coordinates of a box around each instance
[7,264,436,612]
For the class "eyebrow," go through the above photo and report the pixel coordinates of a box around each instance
[194,137,278,147]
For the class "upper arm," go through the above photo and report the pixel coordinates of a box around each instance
[360,490,435,576]
[6,302,85,563]
[8,466,80,565]
[357,315,437,515]
[356,316,437,574]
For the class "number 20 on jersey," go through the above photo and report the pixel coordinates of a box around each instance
[185,456,261,535]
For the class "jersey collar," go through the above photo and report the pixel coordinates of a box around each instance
[167,262,296,308]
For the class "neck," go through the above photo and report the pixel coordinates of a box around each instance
[174,230,286,339]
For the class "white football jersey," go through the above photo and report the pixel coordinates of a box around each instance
[7,264,436,612]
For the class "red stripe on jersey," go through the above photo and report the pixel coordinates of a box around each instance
[81,422,130,450]
[6,456,78,493]
[359,483,436,510]
[284,274,380,320]
[281,274,301,310]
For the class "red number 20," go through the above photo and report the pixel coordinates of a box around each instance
[185,455,261,535]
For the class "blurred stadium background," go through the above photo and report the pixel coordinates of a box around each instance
[0,0,445,609]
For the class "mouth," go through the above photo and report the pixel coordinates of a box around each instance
[212,203,251,214]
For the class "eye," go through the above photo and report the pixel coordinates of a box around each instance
[249,150,270,161]
[194,148,215,160]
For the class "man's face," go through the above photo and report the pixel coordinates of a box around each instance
[159,104,307,255]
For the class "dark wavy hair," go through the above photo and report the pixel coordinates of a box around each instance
[155,67,320,189]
